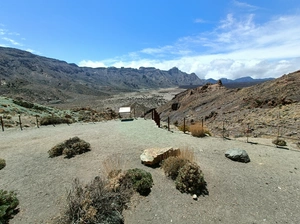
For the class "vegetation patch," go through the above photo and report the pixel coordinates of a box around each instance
[124,168,153,196]
[48,137,91,158]
[162,157,188,180]
[0,190,19,223]
[59,177,127,224]
[58,167,153,223]
[175,161,206,195]
[272,139,287,146]
[12,99,34,109]
[0,158,6,170]
[189,123,210,137]
[161,148,207,196]
[40,116,73,126]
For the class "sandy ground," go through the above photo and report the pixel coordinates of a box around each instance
[0,119,300,224]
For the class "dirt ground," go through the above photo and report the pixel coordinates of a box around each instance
[0,119,300,224]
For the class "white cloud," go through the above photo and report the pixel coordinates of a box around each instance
[79,60,107,68]
[79,13,300,80]
[194,18,206,23]
[2,37,22,46]
[232,0,260,11]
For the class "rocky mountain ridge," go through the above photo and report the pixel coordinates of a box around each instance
[157,70,300,139]
[0,47,202,104]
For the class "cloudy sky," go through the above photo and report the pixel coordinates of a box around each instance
[1,0,300,79]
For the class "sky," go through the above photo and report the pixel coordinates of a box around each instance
[1,0,300,80]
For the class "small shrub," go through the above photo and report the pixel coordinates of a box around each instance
[48,137,91,158]
[189,123,210,137]
[40,116,72,126]
[162,157,188,180]
[0,158,6,170]
[12,99,34,108]
[125,168,153,196]
[175,161,206,195]
[60,177,127,224]
[272,139,287,146]
[0,190,19,223]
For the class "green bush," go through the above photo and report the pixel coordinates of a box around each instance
[12,99,34,108]
[272,139,287,146]
[48,137,91,158]
[40,116,72,126]
[0,158,6,170]
[0,190,19,223]
[175,161,206,195]
[125,168,153,196]
[161,157,188,180]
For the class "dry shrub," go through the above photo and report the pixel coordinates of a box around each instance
[177,148,195,163]
[175,161,206,195]
[59,177,129,224]
[48,137,91,158]
[189,123,210,137]
[161,148,195,180]
[162,157,188,180]
[0,158,6,170]
[59,168,153,223]
[161,148,207,195]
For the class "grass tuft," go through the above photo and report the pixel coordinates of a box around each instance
[189,123,210,137]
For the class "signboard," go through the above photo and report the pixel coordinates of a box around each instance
[119,107,131,113]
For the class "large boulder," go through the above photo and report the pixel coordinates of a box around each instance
[141,147,180,166]
[225,149,250,163]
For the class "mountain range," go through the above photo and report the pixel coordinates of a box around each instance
[0,47,273,104]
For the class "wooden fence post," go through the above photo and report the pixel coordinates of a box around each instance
[247,123,250,143]
[18,114,23,131]
[183,117,186,133]
[36,115,39,128]
[0,116,4,131]
[222,120,225,138]
[168,117,170,131]
[277,125,280,141]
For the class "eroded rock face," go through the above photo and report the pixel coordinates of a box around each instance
[225,149,250,163]
[140,147,180,166]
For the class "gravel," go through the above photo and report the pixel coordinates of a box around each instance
[0,119,300,224]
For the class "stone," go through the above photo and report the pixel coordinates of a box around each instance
[140,147,180,166]
[192,194,198,200]
[225,149,250,163]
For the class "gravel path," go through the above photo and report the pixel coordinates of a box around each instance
[0,119,300,224]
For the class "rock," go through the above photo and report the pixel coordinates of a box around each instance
[192,194,198,200]
[140,147,180,166]
[225,149,250,163]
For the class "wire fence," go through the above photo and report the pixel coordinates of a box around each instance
[150,110,300,151]
[1,110,299,151]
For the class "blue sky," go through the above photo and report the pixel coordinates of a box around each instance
[1,0,300,80]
